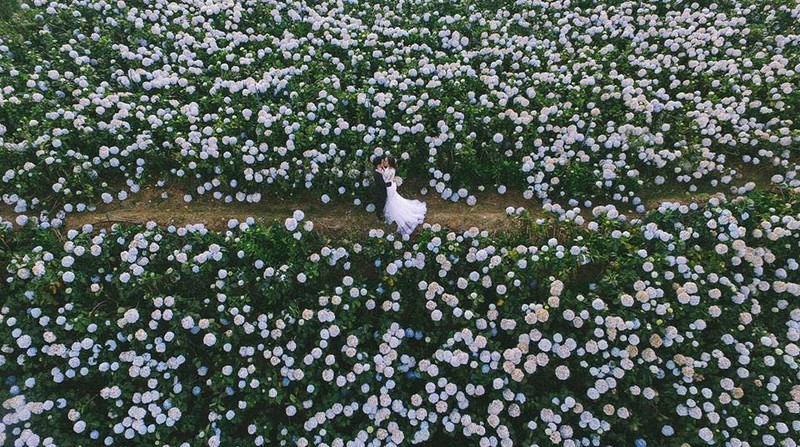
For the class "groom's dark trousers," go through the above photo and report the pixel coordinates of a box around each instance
[373,170,390,220]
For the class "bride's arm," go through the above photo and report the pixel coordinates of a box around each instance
[382,167,395,183]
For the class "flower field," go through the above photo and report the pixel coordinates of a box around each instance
[0,0,798,223]
[2,189,800,446]
[2,0,800,446]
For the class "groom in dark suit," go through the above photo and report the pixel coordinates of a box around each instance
[372,155,390,221]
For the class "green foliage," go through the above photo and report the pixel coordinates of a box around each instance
[0,0,18,21]
[1,189,799,445]
[0,0,797,214]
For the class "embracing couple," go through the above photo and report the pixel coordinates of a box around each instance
[372,155,427,235]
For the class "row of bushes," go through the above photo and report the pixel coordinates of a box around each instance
[1,187,798,445]
[1,0,798,221]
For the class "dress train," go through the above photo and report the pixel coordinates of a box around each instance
[382,168,427,235]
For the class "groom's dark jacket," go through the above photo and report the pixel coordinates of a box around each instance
[373,169,391,211]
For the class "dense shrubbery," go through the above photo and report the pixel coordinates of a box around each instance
[2,0,800,445]
[1,0,799,225]
[2,188,799,446]
[0,0,18,21]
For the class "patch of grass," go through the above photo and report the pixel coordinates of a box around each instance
[0,0,19,21]
[637,161,785,209]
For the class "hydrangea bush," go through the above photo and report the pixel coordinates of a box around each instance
[2,188,799,446]
[1,0,799,223]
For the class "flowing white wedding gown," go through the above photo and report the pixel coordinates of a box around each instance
[382,167,427,235]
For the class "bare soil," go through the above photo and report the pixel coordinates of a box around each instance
[0,163,782,237]
[6,181,533,238]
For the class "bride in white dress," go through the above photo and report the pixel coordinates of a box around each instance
[379,156,427,235]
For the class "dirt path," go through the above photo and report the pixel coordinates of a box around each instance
[49,183,533,237]
[0,164,781,237]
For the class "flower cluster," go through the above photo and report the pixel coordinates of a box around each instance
[1,0,799,224]
[2,185,799,445]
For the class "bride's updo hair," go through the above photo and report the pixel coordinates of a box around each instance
[386,155,397,168]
